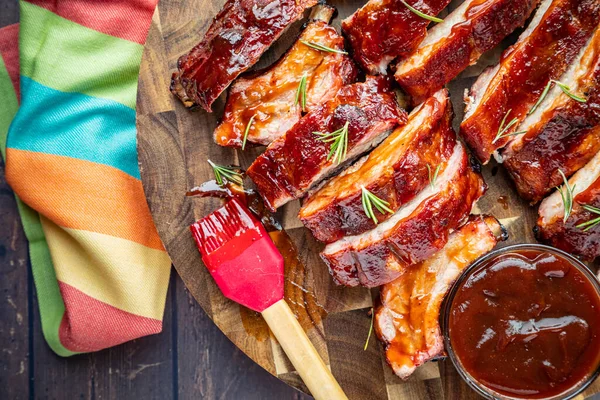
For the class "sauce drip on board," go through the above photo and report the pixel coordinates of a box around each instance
[448,249,600,399]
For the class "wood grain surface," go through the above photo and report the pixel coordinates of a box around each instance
[135,1,600,399]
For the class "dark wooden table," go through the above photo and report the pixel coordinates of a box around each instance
[0,2,308,398]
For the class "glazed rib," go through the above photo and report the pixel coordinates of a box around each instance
[395,0,538,106]
[460,0,600,164]
[503,29,600,203]
[376,215,505,379]
[170,0,318,112]
[536,150,600,261]
[321,142,486,287]
[300,89,456,243]
[214,5,358,147]
[247,76,406,211]
[341,0,452,75]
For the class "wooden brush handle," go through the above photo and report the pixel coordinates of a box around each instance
[262,299,348,400]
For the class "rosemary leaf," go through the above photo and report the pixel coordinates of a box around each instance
[427,164,441,189]
[300,40,348,55]
[555,81,587,103]
[582,205,600,214]
[242,115,255,150]
[362,188,375,224]
[493,109,526,144]
[528,80,587,115]
[295,73,308,112]
[576,205,600,231]
[557,169,576,223]
[314,121,350,165]
[361,186,393,224]
[528,80,552,115]
[207,160,243,186]
[400,0,443,23]
[364,308,374,351]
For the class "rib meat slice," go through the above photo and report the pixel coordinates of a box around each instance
[502,29,600,203]
[214,5,358,147]
[321,142,486,287]
[341,0,451,75]
[395,0,538,106]
[536,150,600,261]
[247,76,406,211]
[170,0,318,112]
[299,89,456,243]
[460,0,600,164]
[376,215,506,379]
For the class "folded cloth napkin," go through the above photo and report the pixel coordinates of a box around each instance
[0,0,171,356]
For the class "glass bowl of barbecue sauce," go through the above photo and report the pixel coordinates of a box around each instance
[443,244,600,400]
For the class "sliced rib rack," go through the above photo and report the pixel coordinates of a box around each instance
[536,151,600,261]
[376,215,505,379]
[342,0,451,75]
[247,76,406,211]
[320,141,486,287]
[170,0,318,112]
[503,29,600,203]
[395,0,538,106]
[460,0,600,164]
[214,5,358,147]
[299,89,456,243]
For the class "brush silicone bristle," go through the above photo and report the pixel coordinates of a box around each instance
[191,199,261,255]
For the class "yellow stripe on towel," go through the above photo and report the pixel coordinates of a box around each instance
[41,216,171,320]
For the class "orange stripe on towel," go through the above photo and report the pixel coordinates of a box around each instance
[6,149,165,250]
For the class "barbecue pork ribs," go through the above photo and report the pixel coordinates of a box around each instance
[300,89,456,243]
[247,76,406,211]
[376,215,505,379]
[460,0,600,163]
[214,4,358,147]
[171,0,318,112]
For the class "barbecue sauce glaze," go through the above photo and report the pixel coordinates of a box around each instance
[449,249,600,398]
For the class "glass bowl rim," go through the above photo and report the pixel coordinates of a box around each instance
[441,243,600,400]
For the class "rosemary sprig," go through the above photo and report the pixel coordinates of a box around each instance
[492,109,526,144]
[528,80,587,115]
[427,164,441,189]
[313,121,350,165]
[295,73,308,112]
[242,115,255,150]
[576,205,600,231]
[361,186,394,225]
[300,40,348,55]
[557,169,576,223]
[364,308,374,351]
[207,160,243,186]
[528,80,553,115]
[400,0,443,23]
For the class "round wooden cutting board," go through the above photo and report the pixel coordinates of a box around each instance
[136,0,600,398]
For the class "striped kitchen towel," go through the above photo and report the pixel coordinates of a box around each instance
[0,0,171,356]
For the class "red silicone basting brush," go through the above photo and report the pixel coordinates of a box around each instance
[190,199,347,400]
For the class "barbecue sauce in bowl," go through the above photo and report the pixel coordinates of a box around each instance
[445,245,600,399]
